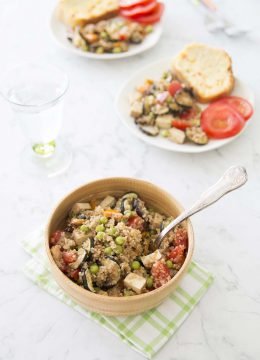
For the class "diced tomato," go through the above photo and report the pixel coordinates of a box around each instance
[174,227,188,249]
[167,245,185,264]
[50,230,62,246]
[129,2,165,24]
[213,96,253,121]
[201,103,245,139]
[70,269,80,281]
[151,261,171,288]
[120,0,153,9]
[121,0,157,17]
[126,215,144,230]
[119,33,127,40]
[180,107,198,120]
[168,81,182,97]
[62,251,77,264]
[172,118,192,130]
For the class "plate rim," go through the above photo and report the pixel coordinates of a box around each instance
[115,57,255,154]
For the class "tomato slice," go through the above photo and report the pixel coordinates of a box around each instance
[213,96,253,121]
[120,0,157,17]
[129,2,165,24]
[168,81,182,97]
[201,103,245,139]
[172,118,192,130]
[120,0,153,9]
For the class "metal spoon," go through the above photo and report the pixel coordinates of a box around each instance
[154,166,248,250]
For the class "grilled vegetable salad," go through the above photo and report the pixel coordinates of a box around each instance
[130,70,209,145]
[68,18,153,54]
[50,192,188,297]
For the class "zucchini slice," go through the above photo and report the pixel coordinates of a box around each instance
[175,89,194,108]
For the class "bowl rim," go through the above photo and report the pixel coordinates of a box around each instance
[45,177,194,302]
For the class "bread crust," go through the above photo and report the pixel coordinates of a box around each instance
[57,0,120,28]
[172,43,235,103]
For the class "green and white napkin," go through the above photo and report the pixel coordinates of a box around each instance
[21,229,213,359]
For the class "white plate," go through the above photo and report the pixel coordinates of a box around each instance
[115,58,255,153]
[50,8,163,60]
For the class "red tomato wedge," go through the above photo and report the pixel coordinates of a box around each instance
[151,261,171,288]
[126,215,144,230]
[130,2,165,24]
[213,96,253,121]
[62,251,77,264]
[120,0,153,9]
[50,230,62,245]
[167,245,185,264]
[121,0,157,17]
[201,103,245,139]
[180,107,198,120]
[168,81,182,97]
[172,119,192,130]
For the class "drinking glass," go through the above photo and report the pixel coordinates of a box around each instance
[1,63,72,177]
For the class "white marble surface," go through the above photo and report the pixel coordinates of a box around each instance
[0,0,260,359]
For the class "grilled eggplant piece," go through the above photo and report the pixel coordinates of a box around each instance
[151,104,169,115]
[135,113,155,126]
[82,237,94,260]
[120,192,138,213]
[130,31,144,44]
[133,198,143,217]
[133,198,147,218]
[105,255,120,265]
[168,100,182,114]
[186,127,209,145]
[175,89,194,108]
[96,258,121,289]
[122,192,138,200]
[139,125,159,136]
[70,248,88,270]
[81,267,95,292]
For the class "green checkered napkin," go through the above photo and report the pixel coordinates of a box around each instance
[21,229,213,359]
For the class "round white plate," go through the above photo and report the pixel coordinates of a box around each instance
[50,8,163,60]
[115,58,255,153]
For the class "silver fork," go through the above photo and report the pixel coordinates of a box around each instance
[191,0,250,37]
[154,166,248,250]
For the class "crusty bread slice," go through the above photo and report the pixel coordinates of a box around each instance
[57,0,119,28]
[172,43,235,103]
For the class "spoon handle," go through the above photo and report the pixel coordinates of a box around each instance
[155,166,248,249]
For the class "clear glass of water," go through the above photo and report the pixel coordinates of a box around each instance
[1,63,72,177]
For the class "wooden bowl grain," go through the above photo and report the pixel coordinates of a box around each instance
[45,177,194,316]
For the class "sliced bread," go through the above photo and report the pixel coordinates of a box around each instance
[172,43,234,103]
[57,0,119,28]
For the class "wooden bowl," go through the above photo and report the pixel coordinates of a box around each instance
[45,178,194,316]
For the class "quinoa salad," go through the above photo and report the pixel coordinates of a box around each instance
[68,18,153,54]
[50,192,188,297]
